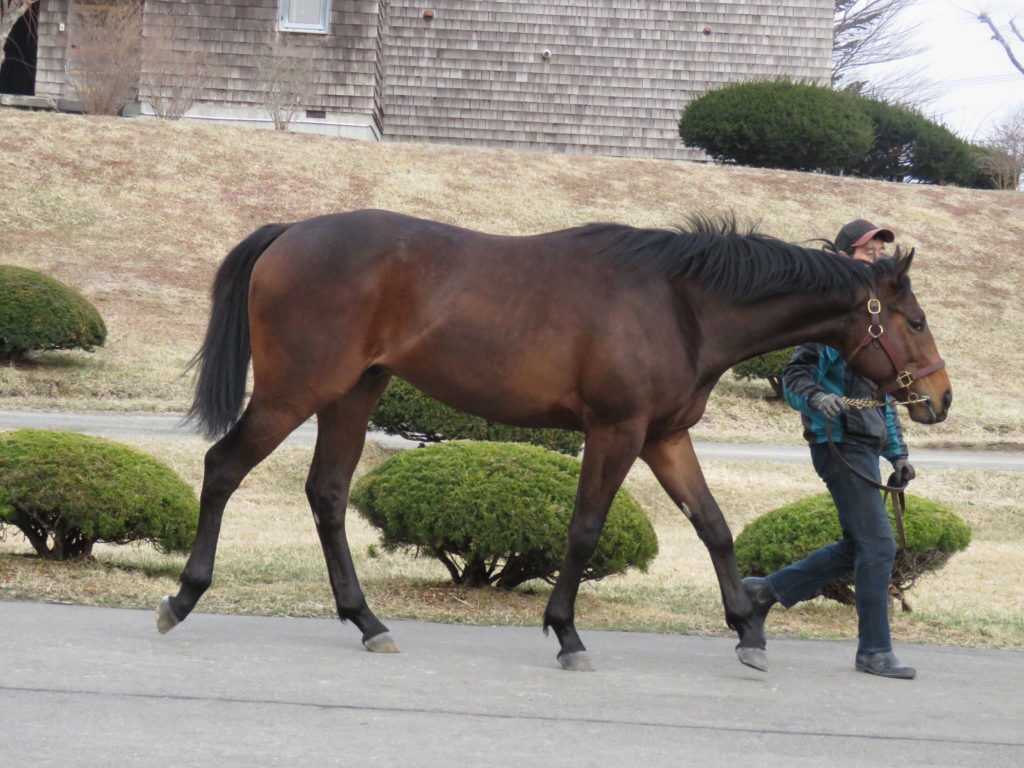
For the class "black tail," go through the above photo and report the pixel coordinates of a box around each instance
[185,223,291,440]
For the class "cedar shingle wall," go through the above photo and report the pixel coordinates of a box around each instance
[138,0,381,115]
[381,0,834,159]
[34,0,71,101]
[29,0,834,158]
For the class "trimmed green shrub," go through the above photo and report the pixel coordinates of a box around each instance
[678,79,874,174]
[732,347,794,398]
[911,119,994,188]
[351,441,658,589]
[855,94,993,187]
[735,492,971,611]
[855,97,922,182]
[370,378,584,455]
[0,265,107,361]
[0,429,198,560]
[678,81,994,188]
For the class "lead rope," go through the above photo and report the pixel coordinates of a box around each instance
[823,395,919,549]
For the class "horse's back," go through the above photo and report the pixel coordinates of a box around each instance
[244,210,683,429]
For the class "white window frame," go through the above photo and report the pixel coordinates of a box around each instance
[277,0,331,34]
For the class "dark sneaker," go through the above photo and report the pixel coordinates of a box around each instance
[855,651,917,679]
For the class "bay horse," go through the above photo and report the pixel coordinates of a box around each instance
[158,210,951,672]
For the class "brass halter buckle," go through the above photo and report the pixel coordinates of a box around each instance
[867,298,882,315]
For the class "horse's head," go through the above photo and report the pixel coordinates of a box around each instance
[838,249,952,424]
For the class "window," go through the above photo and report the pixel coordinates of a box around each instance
[278,0,330,34]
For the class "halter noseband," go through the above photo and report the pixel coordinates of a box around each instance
[847,291,946,401]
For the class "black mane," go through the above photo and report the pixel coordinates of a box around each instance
[580,214,902,303]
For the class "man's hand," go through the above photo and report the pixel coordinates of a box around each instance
[809,392,849,419]
[891,458,916,485]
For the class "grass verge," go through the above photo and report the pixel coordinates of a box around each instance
[2,439,1020,651]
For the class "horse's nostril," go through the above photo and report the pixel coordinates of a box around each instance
[942,390,953,411]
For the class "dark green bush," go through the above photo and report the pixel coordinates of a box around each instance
[678,81,994,188]
[678,79,874,174]
[0,429,198,560]
[855,97,922,181]
[855,95,992,186]
[735,492,971,611]
[910,119,995,188]
[731,348,794,398]
[370,378,584,455]
[351,441,658,589]
[0,265,107,361]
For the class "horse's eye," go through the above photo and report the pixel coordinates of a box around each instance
[909,318,926,332]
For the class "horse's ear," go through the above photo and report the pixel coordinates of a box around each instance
[897,247,914,281]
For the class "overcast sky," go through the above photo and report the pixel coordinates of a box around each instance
[868,0,1023,140]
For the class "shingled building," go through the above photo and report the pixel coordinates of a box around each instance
[4,0,833,160]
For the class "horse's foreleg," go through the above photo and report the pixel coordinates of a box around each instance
[543,422,645,671]
[307,375,396,653]
[157,398,310,634]
[640,434,768,672]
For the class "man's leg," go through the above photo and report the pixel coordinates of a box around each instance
[810,443,895,654]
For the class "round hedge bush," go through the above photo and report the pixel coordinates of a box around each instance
[351,441,658,589]
[0,265,107,361]
[735,492,971,611]
[370,378,584,455]
[678,79,874,174]
[731,347,794,398]
[0,429,198,560]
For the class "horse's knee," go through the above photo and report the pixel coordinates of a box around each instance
[699,519,734,557]
[304,481,348,527]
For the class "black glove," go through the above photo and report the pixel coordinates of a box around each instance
[891,458,916,485]
[809,392,849,419]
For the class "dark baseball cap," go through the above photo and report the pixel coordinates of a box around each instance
[834,219,895,255]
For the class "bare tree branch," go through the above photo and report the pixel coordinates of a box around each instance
[977,11,1024,75]
[0,0,39,72]
[67,1,143,115]
[257,35,322,131]
[832,0,927,84]
[981,102,1024,189]
[1,0,36,20]
[141,6,210,120]
[832,0,937,105]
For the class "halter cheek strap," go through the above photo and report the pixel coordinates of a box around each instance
[847,292,946,400]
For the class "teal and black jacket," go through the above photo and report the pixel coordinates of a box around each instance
[782,343,907,462]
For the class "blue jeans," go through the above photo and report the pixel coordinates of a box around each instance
[764,443,896,654]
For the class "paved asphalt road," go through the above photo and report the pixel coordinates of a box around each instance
[1,601,1022,768]
[2,408,1023,471]
[3,411,1022,766]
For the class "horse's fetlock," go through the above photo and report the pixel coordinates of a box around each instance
[181,572,212,596]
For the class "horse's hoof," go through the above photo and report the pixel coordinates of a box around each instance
[363,631,399,653]
[736,645,768,672]
[558,651,595,672]
[156,596,180,635]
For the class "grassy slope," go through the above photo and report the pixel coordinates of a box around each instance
[1,110,1022,649]
[1,110,1022,446]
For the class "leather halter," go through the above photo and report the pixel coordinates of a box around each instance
[846,291,946,400]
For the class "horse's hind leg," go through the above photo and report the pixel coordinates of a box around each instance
[543,421,645,671]
[640,433,768,672]
[306,373,396,652]
[157,397,311,633]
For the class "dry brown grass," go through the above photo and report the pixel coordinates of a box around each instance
[1,110,1022,649]
[1,110,1022,445]
[1,438,1021,650]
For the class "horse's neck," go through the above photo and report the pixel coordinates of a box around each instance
[702,288,861,372]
